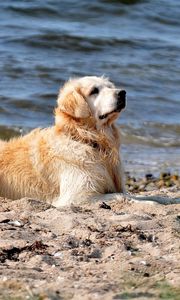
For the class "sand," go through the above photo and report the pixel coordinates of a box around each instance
[0,186,180,300]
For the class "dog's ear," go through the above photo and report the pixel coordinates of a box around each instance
[57,87,91,118]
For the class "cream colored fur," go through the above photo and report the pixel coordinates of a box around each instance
[0,76,125,206]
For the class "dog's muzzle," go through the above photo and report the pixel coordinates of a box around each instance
[99,89,126,120]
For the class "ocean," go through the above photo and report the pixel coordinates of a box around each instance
[0,0,180,176]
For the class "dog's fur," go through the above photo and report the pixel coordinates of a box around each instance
[0,76,126,206]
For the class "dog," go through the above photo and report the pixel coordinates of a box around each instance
[0,76,127,206]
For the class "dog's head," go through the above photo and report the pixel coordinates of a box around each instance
[56,76,126,128]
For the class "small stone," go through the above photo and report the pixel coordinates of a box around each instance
[53,251,63,258]
[88,248,101,259]
[140,260,147,265]
[8,220,23,227]
[82,238,93,247]
[145,174,154,180]
[145,183,156,191]
[2,276,8,282]
[99,202,111,210]
[139,184,146,191]
[160,172,171,180]
[157,180,164,188]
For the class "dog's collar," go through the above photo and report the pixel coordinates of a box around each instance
[71,135,100,151]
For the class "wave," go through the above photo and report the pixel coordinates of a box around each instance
[7,33,140,51]
[6,4,60,18]
[121,123,180,147]
[7,31,180,53]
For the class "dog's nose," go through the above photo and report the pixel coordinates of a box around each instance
[117,90,126,101]
[117,90,126,109]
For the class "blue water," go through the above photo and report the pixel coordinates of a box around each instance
[0,0,180,175]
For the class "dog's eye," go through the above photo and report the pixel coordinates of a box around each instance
[89,87,99,96]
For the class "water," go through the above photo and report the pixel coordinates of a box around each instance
[0,0,180,176]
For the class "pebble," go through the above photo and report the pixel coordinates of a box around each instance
[145,183,156,191]
[88,248,101,259]
[140,260,147,265]
[53,251,63,258]
[8,220,22,227]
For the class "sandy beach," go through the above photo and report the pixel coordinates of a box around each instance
[0,176,179,300]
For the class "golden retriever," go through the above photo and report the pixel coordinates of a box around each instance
[0,76,127,206]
